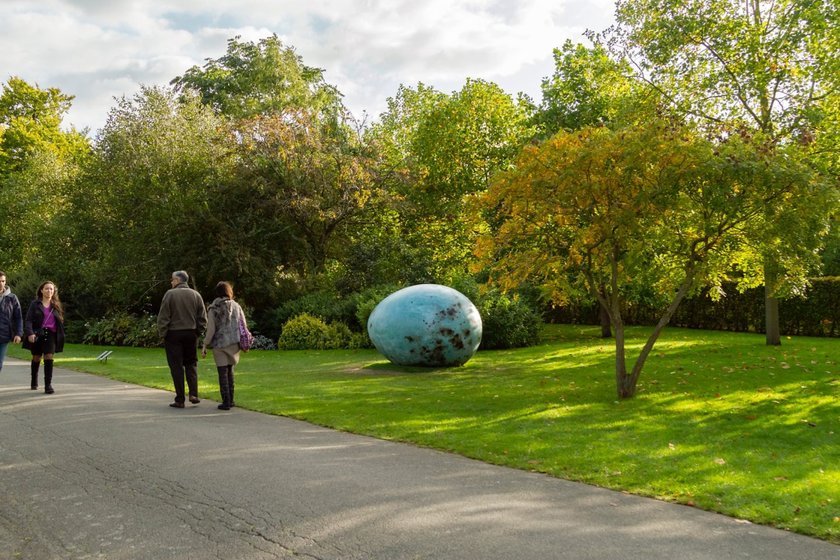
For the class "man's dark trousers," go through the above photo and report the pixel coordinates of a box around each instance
[165,329,199,404]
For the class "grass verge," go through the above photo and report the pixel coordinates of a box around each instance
[10,324,839,542]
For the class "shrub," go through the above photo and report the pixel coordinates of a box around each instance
[477,291,541,349]
[250,334,278,351]
[273,285,407,336]
[546,278,840,338]
[84,312,161,348]
[354,284,404,335]
[278,313,355,350]
[347,331,372,349]
[325,321,354,349]
[273,291,358,331]
[63,320,87,344]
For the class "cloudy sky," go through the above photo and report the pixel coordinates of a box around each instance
[1,0,616,135]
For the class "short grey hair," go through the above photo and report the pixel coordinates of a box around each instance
[172,270,189,284]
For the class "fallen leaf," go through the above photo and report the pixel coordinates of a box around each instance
[714,458,726,465]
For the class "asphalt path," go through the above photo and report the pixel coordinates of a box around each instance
[0,357,837,560]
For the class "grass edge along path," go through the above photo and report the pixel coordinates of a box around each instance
[10,325,839,543]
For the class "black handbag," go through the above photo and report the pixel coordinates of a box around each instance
[36,308,54,342]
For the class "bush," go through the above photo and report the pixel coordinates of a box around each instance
[278,313,355,350]
[84,312,161,348]
[250,334,278,351]
[267,284,402,347]
[547,278,840,338]
[273,291,358,331]
[63,320,87,344]
[478,291,541,349]
[354,284,404,335]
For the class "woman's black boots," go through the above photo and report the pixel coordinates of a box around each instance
[217,366,231,410]
[44,359,54,394]
[30,360,40,390]
[228,366,235,408]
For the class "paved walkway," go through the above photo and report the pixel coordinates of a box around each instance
[0,358,837,559]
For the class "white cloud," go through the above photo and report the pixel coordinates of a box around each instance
[0,0,615,134]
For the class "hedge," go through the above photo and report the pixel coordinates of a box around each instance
[547,278,840,337]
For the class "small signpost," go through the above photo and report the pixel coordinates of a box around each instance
[96,350,113,362]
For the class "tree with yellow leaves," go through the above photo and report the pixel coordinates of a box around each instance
[474,119,829,398]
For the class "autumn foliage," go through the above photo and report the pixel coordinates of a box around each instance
[475,120,826,398]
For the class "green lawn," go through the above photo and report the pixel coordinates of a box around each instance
[10,324,839,542]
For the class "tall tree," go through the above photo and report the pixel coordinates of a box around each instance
[533,40,636,136]
[606,0,840,344]
[0,77,88,174]
[171,34,344,120]
[67,86,232,311]
[474,119,830,398]
[369,80,534,280]
[532,41,647,335]
[0,77,89,271]
[232,109,382,277]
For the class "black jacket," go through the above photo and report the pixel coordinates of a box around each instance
[22,301,65,352]
[0,289,23,344]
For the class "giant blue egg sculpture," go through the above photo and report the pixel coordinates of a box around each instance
[368,284,482,367]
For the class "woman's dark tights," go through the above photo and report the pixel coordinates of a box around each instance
[31,353,55,393]
[217,365,235,410]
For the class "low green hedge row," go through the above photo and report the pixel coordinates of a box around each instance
[80,288,544,351]
[549,278,840,337]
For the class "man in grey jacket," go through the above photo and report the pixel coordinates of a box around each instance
[157,270,207,408]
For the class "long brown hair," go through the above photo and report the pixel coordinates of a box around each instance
[214,281,234,300]
[37,281,64,321]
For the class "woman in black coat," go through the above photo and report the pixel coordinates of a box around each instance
[22,280,65,394]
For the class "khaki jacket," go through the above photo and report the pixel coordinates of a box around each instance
[157,283,207,338]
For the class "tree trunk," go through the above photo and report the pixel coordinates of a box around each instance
[598,286,612,338]
[764,260,781,346]
[600,306,613,338]
[614,321,634,399]
[618,273,695,399]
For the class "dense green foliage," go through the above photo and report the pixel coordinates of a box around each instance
[66,87,231,314]
[171,34,344,119]
[607,0,840,344]
[278,312,366,350]
[556,278,840,338]
[531,40,635,135]
[0,78,89,274]
[83,312,160,348]
[476,291,542,349]
[476,117,833,397]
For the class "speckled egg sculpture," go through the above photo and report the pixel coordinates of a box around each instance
[367,284,482,367]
